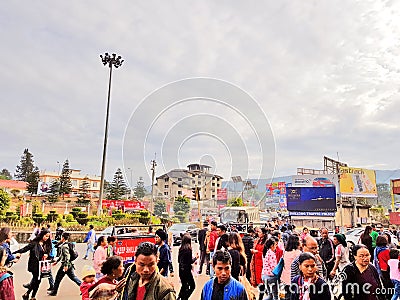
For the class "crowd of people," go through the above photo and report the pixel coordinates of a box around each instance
[1,221,400,300]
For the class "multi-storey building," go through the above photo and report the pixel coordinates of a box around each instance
[39,169,101,197]
[154,164,223,202]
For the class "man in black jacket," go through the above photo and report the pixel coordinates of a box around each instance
[318,227,335,275]
[216,224,229,251]
[155,229,174,277]
[198,221,209,275]
[241,227,254,281]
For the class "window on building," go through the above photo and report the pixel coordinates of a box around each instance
[164,178,169,182]
[177,178,182,181]
[93,182,98,188]
[178,184,182,188]
[178,191,182,195]
[192,180,195,184]
[198,175,201,178]
[217,184,220,187]
[164,192,168,195]
[164,185,169,188]
[212,183,215,186]
[72,180,77,186]
[212,194,215,198]
[198,181,201,185]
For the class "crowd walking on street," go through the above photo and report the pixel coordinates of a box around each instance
[5,221,400,300]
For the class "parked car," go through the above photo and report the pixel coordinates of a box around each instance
[168,223,199,245]
[345,227,399,248]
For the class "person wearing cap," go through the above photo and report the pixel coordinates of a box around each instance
[48,232,82,296]
[155,229,174,277]
[118,242,176,300]
[329,233,350,278]
[198,221,210,275]
[80,265,96,300]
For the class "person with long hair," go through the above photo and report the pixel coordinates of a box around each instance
[360,225,374,260]
[89,256,125,300]
[178,233,198,300]
[290,252,331,300]
[0,227,21,266]
[330,233,350,278]
[0,245,15,300]
[250,227,268,287]
[261,238,279,300]
[227,232,247,280]
[14,229,52,300]
[93,236,108,279]
[281,235,301,300]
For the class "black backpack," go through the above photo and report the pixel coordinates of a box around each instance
[68,242,79,261]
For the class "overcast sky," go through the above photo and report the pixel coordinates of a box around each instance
[1,1,400,188]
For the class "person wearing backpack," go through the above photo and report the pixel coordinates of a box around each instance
[48,232,82,296]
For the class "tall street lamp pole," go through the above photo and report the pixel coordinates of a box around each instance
[97,53,124,216]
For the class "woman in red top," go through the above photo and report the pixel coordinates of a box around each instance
[250,227,268,287]
[89,256,125,300]
[374,235,394,299]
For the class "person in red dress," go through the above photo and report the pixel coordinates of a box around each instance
[250,227,268,287]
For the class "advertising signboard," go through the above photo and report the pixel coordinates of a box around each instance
[392,179,400,195]
[37,181,50,195]
[339,166,377,198]
[292,175,338,188]
[102,200,145,211]
[286,187,336,212]
[266,182,287,208]
[217,188,228,200]
[115,236,156,263]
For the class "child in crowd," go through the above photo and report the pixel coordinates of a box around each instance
[80,265,97,300]
[388,249,400,300]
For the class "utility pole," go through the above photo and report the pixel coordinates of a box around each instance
[150,157,157,216]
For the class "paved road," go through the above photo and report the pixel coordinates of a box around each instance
[12,242,210,300]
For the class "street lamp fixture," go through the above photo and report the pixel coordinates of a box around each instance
[97,53,124,216]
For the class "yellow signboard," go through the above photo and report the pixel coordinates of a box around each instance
[339,167,377,198]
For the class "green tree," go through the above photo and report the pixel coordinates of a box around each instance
[78,176,91,204]
[227,197,244,207]
[0,188,10,213]
[107,168,129,200]
[15,148,36,181]
[173,196,190,215]
[26,166,40,195]
[59,159,72,199]
[47,179,60,203]
[154,200,166,216]
[0,169,12,180]
[134,176,146,199]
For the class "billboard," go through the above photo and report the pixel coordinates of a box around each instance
[102,200,145,211]
[286,187,336,212]
[37,181,50,195]
[217,188,227,200]
[392,179,400,195]
[339,167,377,198]
[266,182,287,208]
[292,175,339,189]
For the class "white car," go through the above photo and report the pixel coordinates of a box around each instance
[345,228,399,248]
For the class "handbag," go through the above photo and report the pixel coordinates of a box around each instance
[272,257,284,279]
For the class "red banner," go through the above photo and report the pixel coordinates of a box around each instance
[115,236,156,263]
[393,179,400,195]
[390,212,400,225]
[102,200,145,210]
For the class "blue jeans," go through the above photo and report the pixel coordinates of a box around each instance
[391,279,400,300]
[84,243,95,258]
[261,274,279,300]
[209,251,215,278]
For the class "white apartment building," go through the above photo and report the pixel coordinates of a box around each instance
[154,164,223,201]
